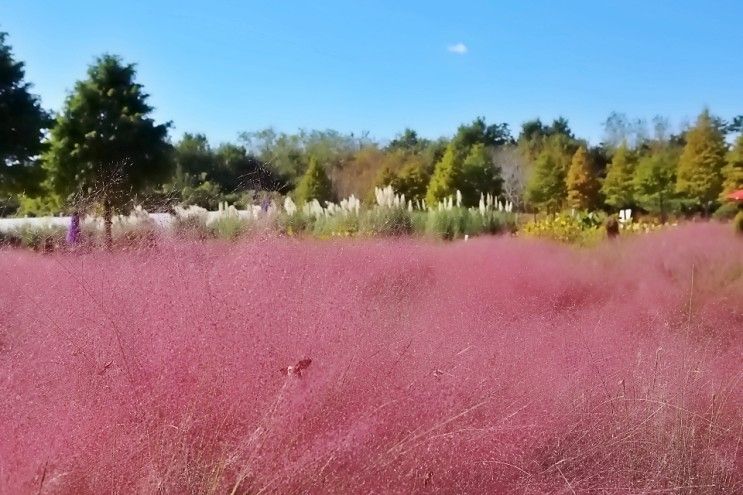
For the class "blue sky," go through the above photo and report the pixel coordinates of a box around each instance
[2,0,742,145]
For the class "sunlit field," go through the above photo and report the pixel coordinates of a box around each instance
[1,223,740,494]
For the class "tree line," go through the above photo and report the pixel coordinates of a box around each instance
[2,30,742,223]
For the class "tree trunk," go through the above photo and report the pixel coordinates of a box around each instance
[104,198,113,250]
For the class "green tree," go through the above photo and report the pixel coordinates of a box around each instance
[451,117,512,150]
[172,133,215,187]
[566,146,599,210]
[392,160,430,202]
[426,144,462,205]
[676,110,727,212]
[386,128,429,153]
[525,151,566,213]
[294,157,334,204]
[720,134,743,201]
[601,143,635,210]
[460,143,502,206]
[44,54,172,245]
[212,143,281,192]
[0,32,51,202]
[634,149,678,219]
[375,165,397,188]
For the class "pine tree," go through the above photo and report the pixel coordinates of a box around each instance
[676,109,726,211]
[525,151,566,213]
[566,146,599,210]
[0,32,51,197]
[426,144,462,205]
[601,143,635,210]
[294,157,334,204]
[44,54,172,246]
[720,134,743,201]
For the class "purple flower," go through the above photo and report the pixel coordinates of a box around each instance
[66,212,81,245]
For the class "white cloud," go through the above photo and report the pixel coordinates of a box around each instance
[447,42,468,55]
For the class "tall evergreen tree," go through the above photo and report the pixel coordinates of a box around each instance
[601,143,635,210]
[426,144,462,205]
[676,110,726,211]
[720,134,743,201]
[525,151,566,213]
[0,32,51,198]
[294,157,334,204]
[566,146,599,210]
[44,54,172,245]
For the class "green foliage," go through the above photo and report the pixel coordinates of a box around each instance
[386,128,428,153]
[313,213,360,237]
[712,201,740,221]
[180,181,222,210]
[172,133,214,187]
[0,224,66,251]
[276,210,312,236]
[241,128,360,186]
[375,165,397,188]
[293,157,334,204]
[634,149,678,216]
[0,32,51,197]
[392,160,430,203]
[426,145,462,205]
[451,117,512,150]
[526,151,566,213]
[734,211,743,235]
[517,117,575,162]
[209,215,248,240]
[601,143,635,210]
[521,212,604,245]
[676,110,727,210]
[424,208,515,240]
[460,144,502,206]
[566,146,599,210]
[16,194,63,217]
[720,134,743,201]
[360,207,413,236]
[43,54,173,212]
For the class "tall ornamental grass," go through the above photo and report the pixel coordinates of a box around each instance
[0,223,741,493]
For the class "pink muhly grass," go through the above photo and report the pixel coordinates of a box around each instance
[0,223,740,494]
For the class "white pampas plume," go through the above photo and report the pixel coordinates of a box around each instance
[284,196,297,216]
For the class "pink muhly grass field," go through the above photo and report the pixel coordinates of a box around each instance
[0,224,741,494]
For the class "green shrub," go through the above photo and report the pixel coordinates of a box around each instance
[425,209,467,240]
[360,208,413,236]
[521,213,603,245]
[1,224,67,251]
[734,211,743,235]
[713,202,740,221]
[423,208,515,240]
[277,212,313,236]
[209,215,248,240]
[313,214,360,237]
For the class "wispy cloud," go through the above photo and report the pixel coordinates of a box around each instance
[447,42,468,55]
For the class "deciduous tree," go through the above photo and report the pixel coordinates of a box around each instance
[676,110,726,211]
[601,143,635,210]
[566,146,599,210]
